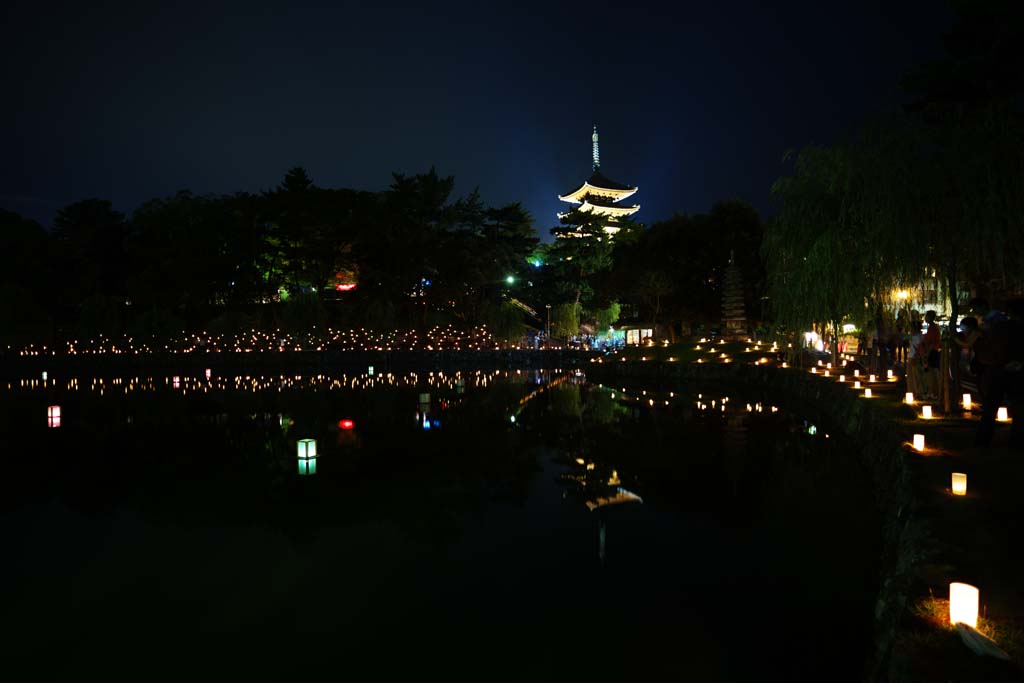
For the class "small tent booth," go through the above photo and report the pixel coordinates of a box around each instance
[618,323,655,346]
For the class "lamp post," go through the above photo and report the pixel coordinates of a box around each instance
[546,304,551,345]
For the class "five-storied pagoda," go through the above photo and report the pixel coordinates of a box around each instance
[557,126,639,238]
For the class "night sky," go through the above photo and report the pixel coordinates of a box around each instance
[3,1,952,237]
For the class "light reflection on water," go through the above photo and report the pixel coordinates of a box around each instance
[0,369,877,680]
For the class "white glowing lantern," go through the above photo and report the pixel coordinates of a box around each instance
[949,583,979,628]
[921,406,932,419]
[173,376,181,389]
[817,360,823,367]
[951,472,967,496]
[810,367,817,374]
[887,369,894,380]
[905,392,914,405]
[913,434,925,452]
[824,370,830,377]
[962,393,972,410]
[838,374,845,382]
[826,362,832,369]
[854,370,860,377]
[205,368,212,379]
[997,407,1009,422]
[47,405,61,428]
[368,365,375,376]
[864,388,872,398]
[297,438,317,460]
[868,374,876,383]
[854,381,862,389]
[298,458,317,476]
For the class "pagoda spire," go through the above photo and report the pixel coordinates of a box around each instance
[592,125,600,170]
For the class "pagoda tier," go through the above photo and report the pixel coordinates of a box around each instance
[559,170,638,203]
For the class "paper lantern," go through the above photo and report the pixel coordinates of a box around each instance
[47,405,61,428]
[949,583,979,628]
[823,370,830,377]
[952,472,967,496]
[173,376,181,389]
[854,381,862,389]
[817,360,823,366]
[810,367,817,374]
[297,438,317,459]
[42,371,48,381]
[854,369,860,377]
[962,393,972,410]
[339,419,355,430]
[913,434,925,452]
[368,365,375,376]
[826,362,832,369]
[921,406,932,419]
[905,392,914,405]
[997,407,1009,422]
[838,375,845,382]
[868,374,876,383]
[298,458,317,476]
[864,388,872,398]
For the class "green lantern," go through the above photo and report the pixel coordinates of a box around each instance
[298,458,317,476]
[297,438,317,459]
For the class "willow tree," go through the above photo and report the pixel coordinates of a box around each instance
[764,145,877,365]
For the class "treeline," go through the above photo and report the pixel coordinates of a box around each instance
[764,0,1024,354]
[1,162,766,347]
[0,168,540,345]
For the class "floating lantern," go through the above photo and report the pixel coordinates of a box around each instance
[997,407,1009,422]
[368,365,375,376]
[47,405,61,428]
[952,472,967,496]
[913,434,925,452]
[921,405,932,419]
[949,583,979,628]
[339,419,355,430]
[854,381,862,389]
[962,393,972,410]
[297,438,317,460]
[905,392,915,405]
[864,388,872,398]
[824,370,830,377]
[838,374,845,382]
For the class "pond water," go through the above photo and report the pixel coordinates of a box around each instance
[1,369,879,680]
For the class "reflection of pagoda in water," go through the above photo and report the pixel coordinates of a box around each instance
[559,457,643,563]
[557,126,640,238]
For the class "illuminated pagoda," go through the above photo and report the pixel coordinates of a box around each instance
[557,126,639,237]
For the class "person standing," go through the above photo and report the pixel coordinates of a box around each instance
[921,310,940,401]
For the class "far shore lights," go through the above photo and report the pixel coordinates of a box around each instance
[952,472,967,496]
[868,374,876,383]
[913,434,925,452]
[949,583,979,628]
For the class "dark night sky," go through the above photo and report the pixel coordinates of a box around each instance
[2,1,952,238]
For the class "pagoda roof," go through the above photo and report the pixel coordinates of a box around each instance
[559,170,638,203]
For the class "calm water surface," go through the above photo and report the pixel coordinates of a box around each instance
[1,369,879,680]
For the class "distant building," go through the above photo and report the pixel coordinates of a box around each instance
[557,126,639,238]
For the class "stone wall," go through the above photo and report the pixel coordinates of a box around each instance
[589,360,920,682]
